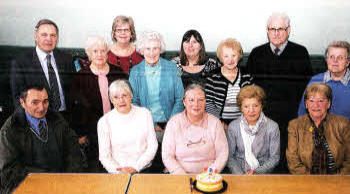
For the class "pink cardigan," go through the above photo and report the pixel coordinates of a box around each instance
[162,111,228,174]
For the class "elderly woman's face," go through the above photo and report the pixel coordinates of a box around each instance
[143,40,161,66]
[241,97,263,126]
[114,23,131,44]
[305,92,330,121]
[88,44,108,67]
[221,46,240,70]
[183,36,201,60]
[183,88,206,119]
[111,88,132,114]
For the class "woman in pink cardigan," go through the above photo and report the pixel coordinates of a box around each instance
[162,84,228,174]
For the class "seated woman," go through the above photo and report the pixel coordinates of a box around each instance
[162,84,228,174]
[97,79,158,174]
[205,38,253,130]
[172,30,220,88]
[108,15,143,75]
[286,83,350,174]
[69,36,126,172]
[226,85,280,174]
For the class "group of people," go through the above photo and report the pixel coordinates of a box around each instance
[1,11,350,193]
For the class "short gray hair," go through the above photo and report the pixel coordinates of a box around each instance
[85,36,108,55]
[109,79,133,101]
[267,12,290,28]
[136,31,166,54]
[325,40,350,59]
[184,83,205,99]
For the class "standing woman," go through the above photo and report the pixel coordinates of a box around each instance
[69,36,126,172]
[129,31,184,172]
[108,15,143,75]
[205,38,253,130]
[172,29,220,88]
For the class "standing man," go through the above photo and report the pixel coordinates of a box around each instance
[11,19,75,114]
[246,13,313,173]
[0,85,82,193]
[298,41,350,119]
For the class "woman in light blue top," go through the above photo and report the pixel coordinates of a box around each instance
[227,85,280,174]
[129,31,184,172]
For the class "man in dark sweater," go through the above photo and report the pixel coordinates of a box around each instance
[0,85,82,193]
[246,12,313,173]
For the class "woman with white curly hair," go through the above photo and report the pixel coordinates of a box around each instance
[129,31,184,172]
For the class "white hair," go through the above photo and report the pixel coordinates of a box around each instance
[85,35,108,54]
[136,31,166,54]
[267,12,290,28]
[109,79,133,101]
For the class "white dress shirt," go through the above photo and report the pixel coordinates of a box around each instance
[36,46,66,111]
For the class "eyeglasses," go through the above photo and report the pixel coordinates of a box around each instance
[327,55,348,61]
[115,28,130,34]
[307,98,328,104]
[113,94,130,101]
[268,27,288,33]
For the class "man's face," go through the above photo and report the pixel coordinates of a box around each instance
[267,17,290,47]
[20,89,49,119]
[326,47,350,77]
[34,24,58,53]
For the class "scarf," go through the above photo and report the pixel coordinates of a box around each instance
[308,114,336,174]
[240,112,267,171]
[90,65,111,114]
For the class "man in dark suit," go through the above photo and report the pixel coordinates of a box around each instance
[11,19,75,114]
[246,13,313,173]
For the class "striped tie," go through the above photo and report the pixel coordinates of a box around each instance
[46,54,61,111]
[38,120,48,139]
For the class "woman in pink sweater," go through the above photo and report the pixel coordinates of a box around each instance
[162,84,228,174]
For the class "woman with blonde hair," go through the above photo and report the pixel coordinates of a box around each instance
[108,15,143,75]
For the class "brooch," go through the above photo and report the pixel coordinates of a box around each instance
[309,126,313,132]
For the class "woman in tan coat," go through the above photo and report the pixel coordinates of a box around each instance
[286,83,350,174]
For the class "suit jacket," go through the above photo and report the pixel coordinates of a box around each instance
[286,114,350,174]
[0,106,82,192]
[10,48,75,111]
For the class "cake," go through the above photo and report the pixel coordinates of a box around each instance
[196,167,223,192]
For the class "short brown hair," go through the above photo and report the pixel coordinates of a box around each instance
[304,83,332,103]
[217,38,243,63]
[237,85,266,109]
[111,15,136,42]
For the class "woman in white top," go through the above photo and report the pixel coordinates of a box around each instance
[97,79,158,174]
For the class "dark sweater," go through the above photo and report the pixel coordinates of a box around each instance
[246,41,312,127]
[68,64,126,151]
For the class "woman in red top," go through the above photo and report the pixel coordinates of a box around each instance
[108,15,143,75]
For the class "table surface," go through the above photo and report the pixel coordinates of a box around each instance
[13,173,350,194]
[128,174,350,194]
[13,173,130,194]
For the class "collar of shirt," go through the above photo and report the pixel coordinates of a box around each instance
[36,46,53,64]
[324,68,350,86]
[24,111,47,134]
[270,41,288,55]
[180,110,208,130]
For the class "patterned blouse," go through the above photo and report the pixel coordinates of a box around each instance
[171,56,220,89]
